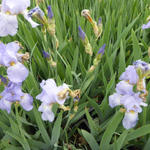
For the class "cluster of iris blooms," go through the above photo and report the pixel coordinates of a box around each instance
[0,41,33,113]
[109,60,150,129]
[108,16,150,129]
[0,0,80,122]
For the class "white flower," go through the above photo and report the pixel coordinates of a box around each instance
[122,111,138,129]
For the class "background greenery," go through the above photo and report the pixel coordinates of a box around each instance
[1,0,150,149]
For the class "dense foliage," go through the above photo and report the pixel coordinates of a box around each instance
[0,0,150,149]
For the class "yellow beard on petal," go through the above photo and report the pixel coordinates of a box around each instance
[10,61,16,66]
[129,110,135,114]
[5,11,11,15]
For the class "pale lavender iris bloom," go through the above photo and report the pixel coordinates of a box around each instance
[0,42,29,83]
[0,0,30,37]
[0,0,39,36]
[0,82,22,113]
[7,62,29,83]
[0,82,23,102]
[36,79,69,105]
[36,79,69,122]
[142,21,150,30]
[36,79,58,104]
[109,61,148,129]
[0,82,33,112]
[109,90,147,129]
[0,0,30,36]
[119,65,139,84]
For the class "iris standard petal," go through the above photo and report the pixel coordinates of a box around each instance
[116,81,133,95]
[119,65,138,84]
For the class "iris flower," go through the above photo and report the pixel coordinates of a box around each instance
[0,82,33,113]
[109,61,148,129]
[0,0,38,37]
[36,79,69,122]
[0,42,29,83]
